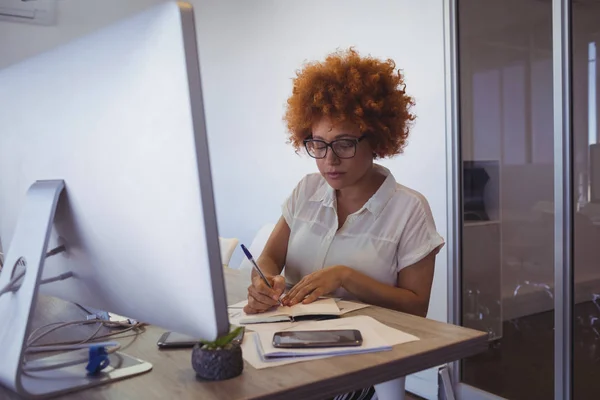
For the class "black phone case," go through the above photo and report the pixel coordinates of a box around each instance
[272,330,362,348]
[157,328,245,349]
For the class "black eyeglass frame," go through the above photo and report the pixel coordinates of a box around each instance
[303,134,368,159]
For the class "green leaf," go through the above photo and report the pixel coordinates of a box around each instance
[198,326,243,350]
[214,326,243,347]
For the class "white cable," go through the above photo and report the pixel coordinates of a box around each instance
[27,320,99,347]
[81,322,104,344]
[0,253,131,374]
[22,319,142,375]
[0,269,26,296]
[0,271,73,297]
[21,318,143,374]
[40,271,73,285]
[27,321,73,347]
[0,246,67,293]
[27,318,143,349]
[25,341,119,354]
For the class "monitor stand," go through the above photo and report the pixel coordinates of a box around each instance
[0,180,152,399]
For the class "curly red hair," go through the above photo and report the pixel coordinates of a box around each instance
[284,48,415,158]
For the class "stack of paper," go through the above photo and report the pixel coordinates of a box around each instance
[240,315,420,369]
[255,322,391,359]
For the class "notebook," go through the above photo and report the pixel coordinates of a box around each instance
[238,298,342,324]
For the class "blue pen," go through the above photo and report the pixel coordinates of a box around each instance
[240,244,284,307]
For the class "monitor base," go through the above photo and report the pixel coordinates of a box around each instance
[21,350,152,399]
[0,180,152,399]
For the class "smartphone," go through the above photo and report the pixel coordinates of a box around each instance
[157,327,245,349]
[157,331,198,348]
[272,329,363,348]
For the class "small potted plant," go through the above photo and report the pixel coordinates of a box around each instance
[191,326,244,381]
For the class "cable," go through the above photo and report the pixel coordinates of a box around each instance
[22,317,144,373]
[82,323,104,345]
[27,318,144,346]
[1,270,73,297]
[26,318,145,349]
[27,320,99,347]
[0,244,66,289]
[0,250,146,374]
[45,245,66,258]
[0,268,26,297]
[25,341,119,354]
[40,271,74,285]
[83,323,145,341]
[0,249,146,374]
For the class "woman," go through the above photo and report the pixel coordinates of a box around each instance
[245,48,444,318]
[244,47,444,400]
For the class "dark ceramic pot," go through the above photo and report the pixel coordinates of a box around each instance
[191,343,243,381]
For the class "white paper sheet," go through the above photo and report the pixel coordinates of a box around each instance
[255,322,391,359]
[240,315,420,369]
[335,300,370,314]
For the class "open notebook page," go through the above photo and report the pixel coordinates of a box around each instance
[238,298,340,324]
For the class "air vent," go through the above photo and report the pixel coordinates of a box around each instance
[0,0,56,26]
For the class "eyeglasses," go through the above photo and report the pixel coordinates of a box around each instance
[303,134,367,159]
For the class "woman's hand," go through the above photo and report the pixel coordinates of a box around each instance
[283,265,349,306]
[244,274,285,314]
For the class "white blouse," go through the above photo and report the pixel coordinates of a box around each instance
[282,164,445,300]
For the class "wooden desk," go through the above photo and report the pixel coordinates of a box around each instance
[1,268,488,400]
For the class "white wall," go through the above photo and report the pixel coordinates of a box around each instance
[0,1,448,397]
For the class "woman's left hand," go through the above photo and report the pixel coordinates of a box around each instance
[283,265,349,306]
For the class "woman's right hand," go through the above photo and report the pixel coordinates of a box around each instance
[244,274,286,314]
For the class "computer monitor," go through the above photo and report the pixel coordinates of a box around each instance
[0,2,229,397]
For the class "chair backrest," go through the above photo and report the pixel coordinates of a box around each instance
[219,236,239,267]
[237,223,276,271]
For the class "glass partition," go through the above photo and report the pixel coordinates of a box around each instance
[457,0,556,398]
[572,1,600,398]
